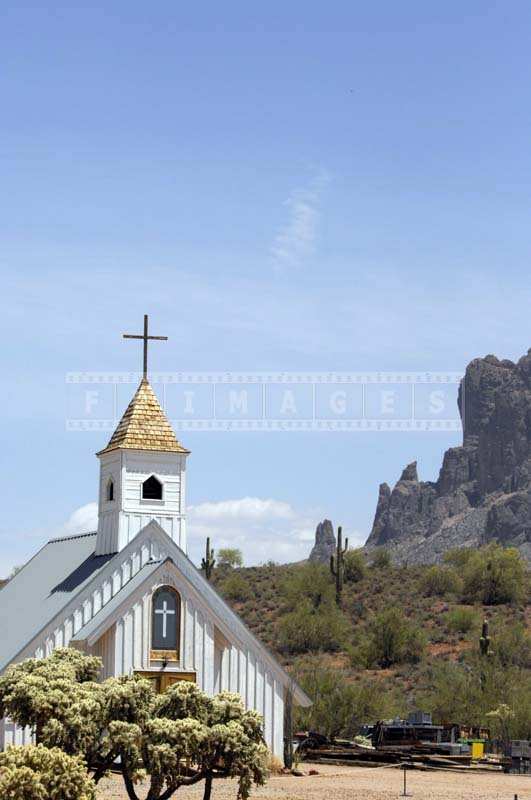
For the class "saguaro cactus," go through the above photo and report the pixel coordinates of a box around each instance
[201,537,216,580]
[479,617,492,657]
[330,525,349,606]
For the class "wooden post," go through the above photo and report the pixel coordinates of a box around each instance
[284,684,294,768]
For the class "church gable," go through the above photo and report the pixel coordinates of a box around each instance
[69,552,296,754]
[3,519,309,710]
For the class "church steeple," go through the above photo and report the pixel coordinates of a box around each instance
[97,379,189,457]
[95,317,189,556]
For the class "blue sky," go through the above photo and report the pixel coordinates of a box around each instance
[1,2,530,574]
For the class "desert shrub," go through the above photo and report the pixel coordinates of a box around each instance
[293,658,399,739]
[460,544,526,605]
[266,754,284,774]
[492,621,531,669]
[370,548,392,569]
[421,565,461,597]
[447,607,476,634]
[282,563,336,610]
[343,549,366,583]
[444,547,476,570]
[217,548,243,568]
[219,572,252,602]
[0,745,95,800]
[277,599,349,654]
[421,657,531,739]
[352,609,426,668]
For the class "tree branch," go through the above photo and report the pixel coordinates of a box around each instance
[123,773,141,800]
[203,774,213,800]
[91,753,118,784]
[156,771,206,800]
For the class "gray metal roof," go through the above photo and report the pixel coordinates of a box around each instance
[0,533,114,673]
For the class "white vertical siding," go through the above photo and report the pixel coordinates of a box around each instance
[115,619,124,675]
[194,610,204,689]
[221,646,230,691]
[133,602,143,669]
[203,621,214,695]
[142,593,150,669]
[2,719,33,748]
[229,646,239,692]
[238,650,247,706]
[273,680,284,758]
[255,661,265,717]
[184,599,195,670]
[247,652,256,709]
[264,672,273,749]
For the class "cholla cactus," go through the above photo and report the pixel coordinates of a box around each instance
[0,744,96,800]
[201,537,216,580]
[0,649,268,800]
[330,525,349,606]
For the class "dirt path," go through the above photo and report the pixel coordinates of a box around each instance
[97,763,530,800]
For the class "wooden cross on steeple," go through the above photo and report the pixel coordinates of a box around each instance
[123,314,168,379]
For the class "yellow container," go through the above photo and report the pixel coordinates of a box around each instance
[471,742,484,759]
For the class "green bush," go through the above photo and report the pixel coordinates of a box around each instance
[344,549,367,583]
[217,548,243,568]
[444,547,475,570]
[353,608,426,668]
[421,657,531,739]
[219,572,252,602]
[277,599,349,654]
[421,565,461,597]
[0,745,95,800]
[460,544,526,605]
[446,607,476,634]
[370,548,392,569]
[282,563,335,610]
[292,657,400,739]
[492,622,531,669]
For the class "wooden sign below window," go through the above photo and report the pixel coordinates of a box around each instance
[133,670,196,693]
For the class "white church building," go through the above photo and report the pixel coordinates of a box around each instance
[0,318,310,756]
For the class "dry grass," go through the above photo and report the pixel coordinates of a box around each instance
[97,763,529,800]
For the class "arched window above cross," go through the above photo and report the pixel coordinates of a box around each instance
[151,586,180,659]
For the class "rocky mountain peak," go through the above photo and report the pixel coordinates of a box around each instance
[366,348,531,563]
[400,462,419,482]
[309,519,336,564]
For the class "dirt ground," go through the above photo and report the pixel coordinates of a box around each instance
[97,762,530,800]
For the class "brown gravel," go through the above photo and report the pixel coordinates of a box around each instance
[97,763,530,800]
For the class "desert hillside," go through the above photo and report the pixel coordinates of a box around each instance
[212,545,530,739]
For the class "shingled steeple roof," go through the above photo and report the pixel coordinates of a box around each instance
[97,379,189,456]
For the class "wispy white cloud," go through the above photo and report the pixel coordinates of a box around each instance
[187,496,321,566]
[61,502,98,536]
[270,169,330,271]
